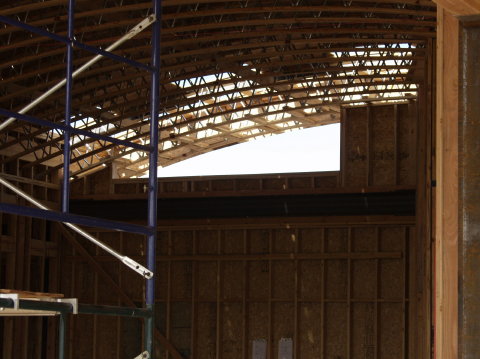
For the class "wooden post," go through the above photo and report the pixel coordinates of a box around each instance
[435,7,459,359]
[458,15,480,359]
[433,1,480,359]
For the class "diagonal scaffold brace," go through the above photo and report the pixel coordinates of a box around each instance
[0,14,156,131]
[0,176,153,279]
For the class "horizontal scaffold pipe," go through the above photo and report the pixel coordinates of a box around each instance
[0,298,152,318]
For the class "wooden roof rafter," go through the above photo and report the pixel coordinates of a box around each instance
[0,0,436,177]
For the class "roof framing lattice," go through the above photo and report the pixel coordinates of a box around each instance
[0,0,436,178]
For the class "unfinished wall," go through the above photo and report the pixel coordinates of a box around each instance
[341,102,417,188]
[0,157,61,359]
[0,101,425,358]
[61,217,418,359]
[70,102,418,201]
[56,101,425,359]
[158,220,417,359]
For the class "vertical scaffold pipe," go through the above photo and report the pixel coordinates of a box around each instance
[145,0,161,356]
[62,0,75,213]
[58,312,67,359]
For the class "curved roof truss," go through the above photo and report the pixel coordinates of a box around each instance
[0,0,436,178]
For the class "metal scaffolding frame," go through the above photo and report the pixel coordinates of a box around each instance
[0,0,161,358]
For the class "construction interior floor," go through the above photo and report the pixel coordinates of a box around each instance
[0,1,479,358]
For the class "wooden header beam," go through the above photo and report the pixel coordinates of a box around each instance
[434,0,480,16]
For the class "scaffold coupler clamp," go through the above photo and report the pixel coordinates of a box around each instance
[57,298,78,314]
[134,351,149,359]
[0,293,19,310]
[122,256,153,279]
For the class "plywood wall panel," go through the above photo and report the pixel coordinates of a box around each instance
[299,261,322,300]
[95,316,118,358]
[221,303,243,359]
[397,103,416,186]
[97,262,120,305]
[248,229,269,254]
[157,231,169,255]
[197,230,218,254]
[248,302,269,357]
[171,262,191,300]
[272,261,294,300]
[313,175,338,189]
[343,107,369,187]
[272,303,295,358]
[325,260,348,300]
[193,180,210,192]
[379,303,403,359]
[371,105,396,186]
[325,227,348,252]
[122,233,144,256]
[380,259,404,300]
[262,178,285,191]
[352,259,376,299]
[61,258,74,297]
[248,261,269,299]
[341,103,417,189]
[288,176,312,190]
[171,230,193,255]
[61,220,418,359]
[352,227,377,252]
[352,302,375,359]
[156,261,169,301]
[75,262,95,302]
[273,229,295,253]
[198,262,217,301]
[196,303,216,358]
[236,178,260,191]
[224,229,244,254]
[325,302,348,358]
[121,265,145,302]
[298,228,323,253]
[73,316,94,359]
[170,302,191,357]
[212,179,235,192]
[298,303,322,357]
[119,317,142,359]
[379,227,404,251]
[223,262,243,300]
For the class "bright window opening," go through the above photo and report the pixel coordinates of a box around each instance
[157,124,340,177]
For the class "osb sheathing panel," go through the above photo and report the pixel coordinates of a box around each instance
[397,104,417,185]
[222,303,243,358]
[62,221,415,359]
[343,107,369,187]
[343,103,417,188]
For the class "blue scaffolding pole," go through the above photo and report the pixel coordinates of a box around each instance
[145,0,161,356]
[0,0,162,357]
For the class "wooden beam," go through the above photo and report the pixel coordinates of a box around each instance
[458,16,480,358]
[435,7,459,359]
[434,0,480,16]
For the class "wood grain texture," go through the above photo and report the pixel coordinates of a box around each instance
[434,0,480,16]
[435,7,459,359]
